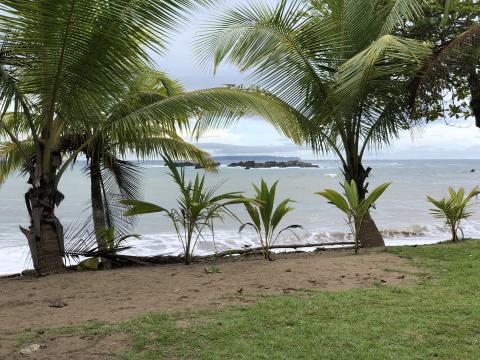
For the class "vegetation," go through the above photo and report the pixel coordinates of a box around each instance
[316,180,391,253]
[402,1,480,125]
[66,226,140,270]
[195,0,431,248]
[122,157,246,265]
[0,0,209,273]
[0,0,304,273]
[0,69,216,254]
[1,0,480,356]
[239,180,301,260]
[17,240,480,359]
[427,186,480,242]
[0,0,477,275]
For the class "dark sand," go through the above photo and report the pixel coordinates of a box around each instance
[0,249,418,359]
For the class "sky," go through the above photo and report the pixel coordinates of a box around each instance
[152,0,480,160]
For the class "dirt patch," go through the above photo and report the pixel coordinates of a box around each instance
[6,332,128,360]
[0,249,417,358]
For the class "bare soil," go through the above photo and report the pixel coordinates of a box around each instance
[0,248,418,359]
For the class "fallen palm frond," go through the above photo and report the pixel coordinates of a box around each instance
[97,241,356,266]
[63,222,137,269]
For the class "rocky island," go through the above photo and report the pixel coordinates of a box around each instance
[168,161,221,169]
[227,160,319,169]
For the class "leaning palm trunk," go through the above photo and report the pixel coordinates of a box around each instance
[88,154,115,269]
[20,148,65,273]
[90,155,107,245]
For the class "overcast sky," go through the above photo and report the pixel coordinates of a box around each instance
[152,0,480,160]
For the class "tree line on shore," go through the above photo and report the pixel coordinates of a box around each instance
[0,0,479,274]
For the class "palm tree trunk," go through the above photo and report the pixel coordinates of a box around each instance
[21,150,65,274]
[343,161,385,248]
[358,211,385,248]
[451,222,457,242]
[89,154,115,269]
[90,155,107,247]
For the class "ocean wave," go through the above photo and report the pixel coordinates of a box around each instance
[3,222,480,275]
[123,224,465,257]
[380,224,446,238]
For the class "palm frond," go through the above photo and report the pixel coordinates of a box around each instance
[0,139,34,184]
[195,0,338,112]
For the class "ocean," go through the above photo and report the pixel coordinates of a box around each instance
[1,159,480,275]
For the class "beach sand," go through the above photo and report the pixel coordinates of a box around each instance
[0,248,418,359]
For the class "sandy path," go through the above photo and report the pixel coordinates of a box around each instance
[0,249,416,335]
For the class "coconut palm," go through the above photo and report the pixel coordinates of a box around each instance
[123,156,247,265]
[0,1,306,273]
[240,179,302,260]
[317,180,391,253]
[0,0,217,273]
[0,69,216,255]
[194,0,431,247]
[427,186,480,243]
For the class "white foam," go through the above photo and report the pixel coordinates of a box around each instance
[1,224,477,275]
[0,244,32,275]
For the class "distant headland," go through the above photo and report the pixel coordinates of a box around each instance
[169,156,318,169]
[227,160,318,169]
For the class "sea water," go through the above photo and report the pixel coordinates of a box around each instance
[1,159,480,275]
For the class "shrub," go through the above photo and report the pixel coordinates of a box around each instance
[123,156,245,264]
[316,180,391,253]
[427,186,480,242]
[240,179,302,260]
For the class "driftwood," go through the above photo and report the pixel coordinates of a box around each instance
[102,241,356,266]
[0,241,356,277]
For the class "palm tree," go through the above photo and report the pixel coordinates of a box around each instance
[0,1,305,273]
[0,69,216,253]
[0,0,215,273]
[194,0,431,247]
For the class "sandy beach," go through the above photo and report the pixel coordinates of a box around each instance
[0,248,418,358]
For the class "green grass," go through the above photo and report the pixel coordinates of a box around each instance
[20,240,480,359]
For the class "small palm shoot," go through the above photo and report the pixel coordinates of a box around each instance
[240,180,302,260]
[123,156,245,265]
[316,181,391,253]
[427,187,480,242]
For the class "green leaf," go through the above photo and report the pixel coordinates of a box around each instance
[359,182,392,216]
[316,189,350,214]
[122,200,167,216]
[77,257,99,271]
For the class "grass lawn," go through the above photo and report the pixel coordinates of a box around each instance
[19,240,480,359]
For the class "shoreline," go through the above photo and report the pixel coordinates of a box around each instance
[0,237,456,278]
[0,238,453,278]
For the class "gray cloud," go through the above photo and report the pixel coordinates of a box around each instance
[196,142,307,156]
